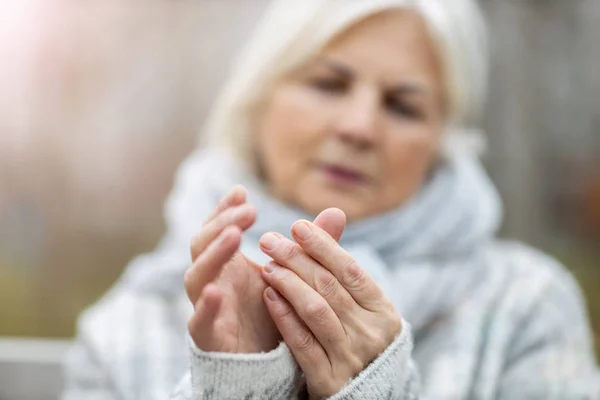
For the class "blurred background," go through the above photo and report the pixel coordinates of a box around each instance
[0,0,598,397]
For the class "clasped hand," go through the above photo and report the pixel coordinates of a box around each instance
[185,186,402,399]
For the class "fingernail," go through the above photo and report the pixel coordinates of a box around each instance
[260,232,280,250]
[265,287,280,301]
[231,185,245,202]
[263,262,276,274]
[293,221,312,240]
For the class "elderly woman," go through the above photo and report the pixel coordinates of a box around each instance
[63,0,599,399]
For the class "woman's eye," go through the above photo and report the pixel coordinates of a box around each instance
[385,97,423,120]
[310,77,348,94]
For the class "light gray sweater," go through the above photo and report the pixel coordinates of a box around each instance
[62,150,599,399]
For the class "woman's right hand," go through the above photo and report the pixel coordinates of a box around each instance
[185,185,281,354]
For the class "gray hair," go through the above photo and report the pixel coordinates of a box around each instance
[203,0,489,164]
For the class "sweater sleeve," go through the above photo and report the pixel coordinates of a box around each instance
[62,286,304,400]
[327,320,421,400]
[187,337,304,399]
[63,336,304,400]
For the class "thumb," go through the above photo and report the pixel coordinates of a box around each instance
[313,208,347,242]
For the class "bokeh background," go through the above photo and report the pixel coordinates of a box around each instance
[1,0,599,364]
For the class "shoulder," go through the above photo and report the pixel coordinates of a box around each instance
[480,240,591,339]
[483,240,584,302]
[476,241,598,384]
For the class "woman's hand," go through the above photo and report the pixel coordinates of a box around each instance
[185,185,280,353]
[259,208,402,399]
[185,187,346,356]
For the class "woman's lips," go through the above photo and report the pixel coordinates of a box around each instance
[318,163,368,186]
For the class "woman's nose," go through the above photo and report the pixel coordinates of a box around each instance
[333,90,379,149]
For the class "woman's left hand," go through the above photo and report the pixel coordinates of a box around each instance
[259,208,402,399]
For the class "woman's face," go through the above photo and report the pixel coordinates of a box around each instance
[255,10,446,221]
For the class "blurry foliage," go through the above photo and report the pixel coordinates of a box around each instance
[0,266,35,336]
[0,230,160,337]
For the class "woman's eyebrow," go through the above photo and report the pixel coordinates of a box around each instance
[314,58,355,79]
[388,82,429,98]
[313,58,430,98]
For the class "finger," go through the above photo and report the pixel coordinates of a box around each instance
[291,220,383,310]
[259,233,357,318]
[190,203,255,262]
[313,208,347,242]
[185,226,241,302]
[263,287,330,378]
[203,185,247,225]
[188,283,223,350]
[262,263,347,356]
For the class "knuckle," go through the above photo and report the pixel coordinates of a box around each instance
[342,260,367,290]
[303,300,330,325]
[314,271,339,300]
[281,243,301,262]
[187,316,200,338]
[183,269,197,298]
[215,207,235,225]
[293,331,316,352]
[311,237,328,258]
[271,264,292,283]
[202,211,218,227]
[183,269,193,289]
[189,233,203,259]
[272,299,294,320]
[346,354,365,375]
[206,207,235,229]
[364,329,387,354]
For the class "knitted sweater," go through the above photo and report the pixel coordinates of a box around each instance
[62,149,599,399]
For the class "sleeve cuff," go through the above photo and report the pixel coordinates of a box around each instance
[188,336,304,399]
[328,319,417,400]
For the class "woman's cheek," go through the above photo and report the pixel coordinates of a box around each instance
[388,126,438,161]
[381,131,438,190]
